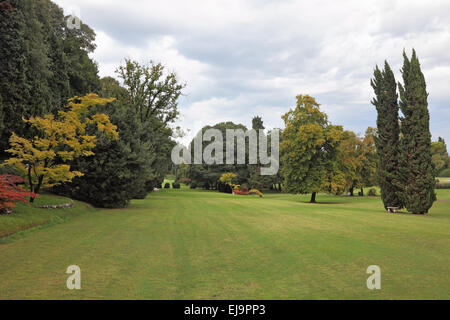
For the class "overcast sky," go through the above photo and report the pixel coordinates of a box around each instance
[54,0,450,146]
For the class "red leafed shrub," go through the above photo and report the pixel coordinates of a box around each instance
[1,174,25,185]
[240,186,249,193]
[0,175,37,213]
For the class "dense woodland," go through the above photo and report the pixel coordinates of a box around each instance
[0,0,180,208]
[0,0,448,214]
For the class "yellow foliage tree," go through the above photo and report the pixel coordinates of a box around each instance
[249,189,263,198]
[219,172,239,190]
[4,94,118,202]
[328,130,378,196]
[281,95,344,203]
[219,172,237,185]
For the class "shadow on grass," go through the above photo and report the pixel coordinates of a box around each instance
[387,211,429,216]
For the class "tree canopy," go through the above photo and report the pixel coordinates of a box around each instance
[280,95,344,203]
[0,0,100,158]
[4,94,117,202]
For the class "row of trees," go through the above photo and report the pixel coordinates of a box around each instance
[175,120,283,192]
[371,50,436,214]
[0,0,183,208]
[175,102,379,203]
[177,76,443,210]
[0,1,443,213]
[280,95,378,203]
[53,61,183,207]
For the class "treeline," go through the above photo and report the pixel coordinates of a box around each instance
[0,0,99,156]
[175,111,379,200]
[54,62,183,208]
[0,0,182,208]
[177,84,446,212]
[1,1,446,214]
[175,119,284,192]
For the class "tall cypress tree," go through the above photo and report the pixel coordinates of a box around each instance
[397,50,436,214]
[371,61,403,209]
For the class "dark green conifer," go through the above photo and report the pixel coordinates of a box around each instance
[371,61,403,209]
[397,50,436,214]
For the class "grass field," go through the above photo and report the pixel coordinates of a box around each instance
[0,187,449,299]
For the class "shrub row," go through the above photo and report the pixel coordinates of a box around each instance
[162,182,182,189]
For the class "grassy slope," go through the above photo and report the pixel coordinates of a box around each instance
[0,194,94,239]
[0,188,449,299]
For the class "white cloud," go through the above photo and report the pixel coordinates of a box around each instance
[54,0,450,145]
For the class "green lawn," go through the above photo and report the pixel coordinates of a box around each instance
[0,188,449,299]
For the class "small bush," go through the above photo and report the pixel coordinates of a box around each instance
[249,189,263,198]
[172,183,181,189]
[368,188,377,196]
[0,175,35,213]
[164,183,171,189]
[438,168,450,177]
[190,183,197,189]
[240,186,249,193]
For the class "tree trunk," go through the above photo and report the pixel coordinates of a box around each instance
[310,192,317,203]
[349,187,354,196]
[28,165,34,203]
[360,186,364,196]
[30,174,44,203]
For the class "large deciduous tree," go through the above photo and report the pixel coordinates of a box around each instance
[187,122,251,190]
[360,128,378,194]
[397,50,436,214]
[333,129,378,196]
[116,60,183,191]
[116,59,184,124]
[4,94,117,202]
[371,61,403,209]
[280,95,343,203]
